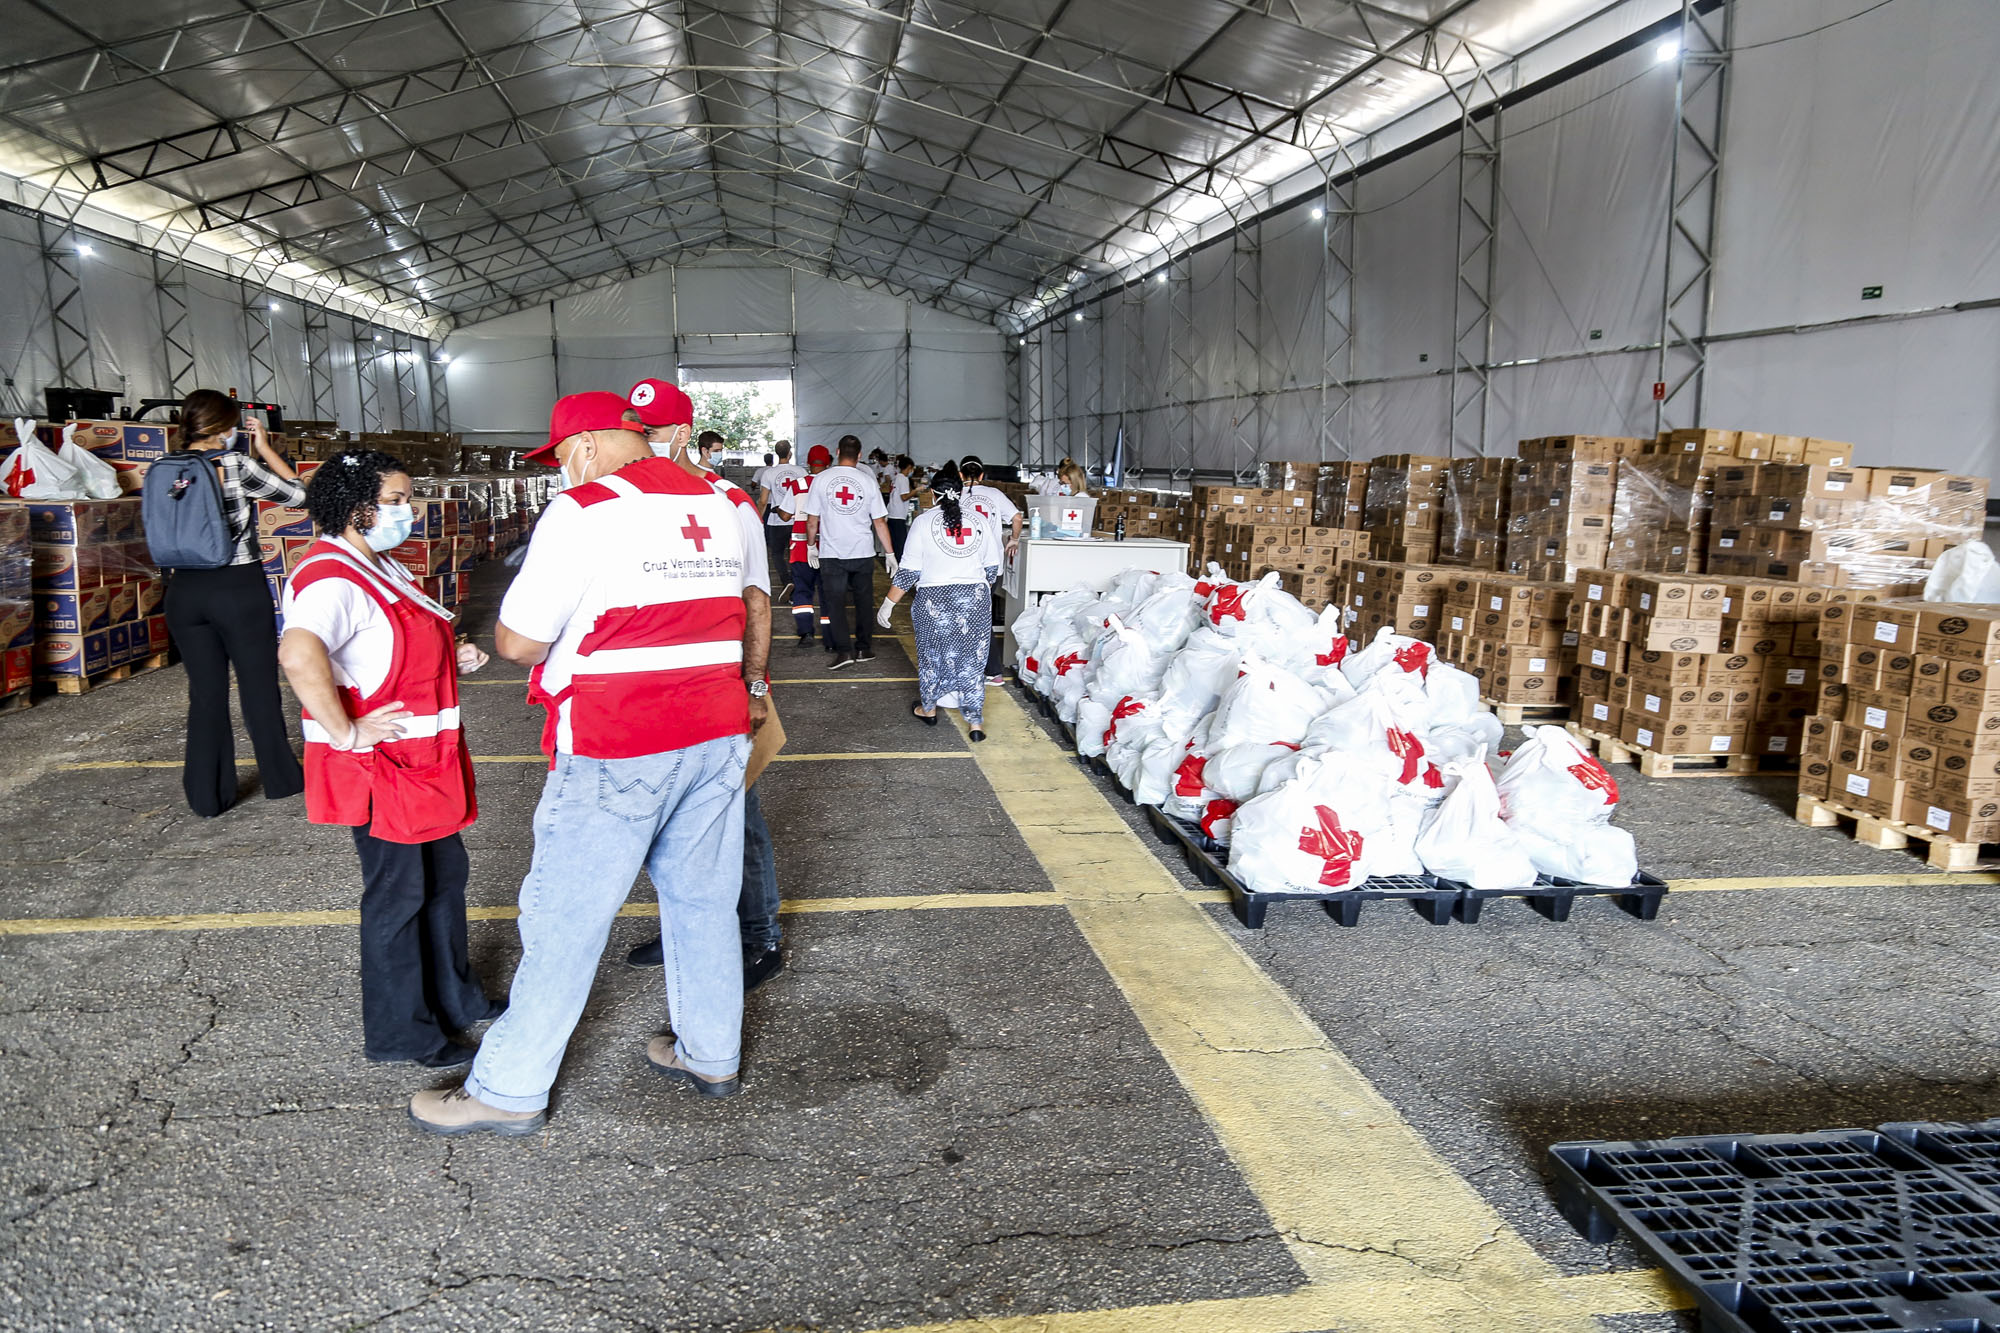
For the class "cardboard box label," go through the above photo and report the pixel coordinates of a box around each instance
[1864,706,1888,729]
[1710,735,1733,753]
[1927,804,1951,831]
[1873,620,1900,644]
[1845,773,1871,797]
[1590,702,1612,723]
[1590,649,1608,667]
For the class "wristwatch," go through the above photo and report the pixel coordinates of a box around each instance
[747,678,770,699]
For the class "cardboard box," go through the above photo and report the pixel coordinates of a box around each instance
[38,586,112,634]
[1621,716,1748,755]
[1899,791,2000,844]
[35,630,109,678]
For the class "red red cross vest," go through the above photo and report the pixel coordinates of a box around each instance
[525,458,750,765]
[290,540,476,844]
[780,471,814,564]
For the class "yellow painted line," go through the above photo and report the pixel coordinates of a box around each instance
[950,682,1676,1330]
[54,752,975,772]
[0,890,1064,937]
[1669,871,2000,891]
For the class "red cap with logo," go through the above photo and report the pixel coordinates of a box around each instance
[627,377,694,429]
[807,444,833,467]
[527,391,644,465]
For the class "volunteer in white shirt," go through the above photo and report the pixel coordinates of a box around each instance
[755,440,805,594]
[277,449,500,1071]
[876,463,1003,741]
[883,454,915,559]
[959,456,1023,553]
[801,435,897,670]
[409,391,767,1137]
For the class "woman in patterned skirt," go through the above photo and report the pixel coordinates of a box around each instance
[875,463,1004,741]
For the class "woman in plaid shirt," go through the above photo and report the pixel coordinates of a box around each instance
[163,389,308,817]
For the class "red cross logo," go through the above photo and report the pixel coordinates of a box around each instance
[834,486,857,506]
[1385,727,1424,784]
[1393,642,1432,678]
[1209,585,1248,624]
[681,515,712,551]
[1053,652,1086,676]
[1568,759,1621,805]
[1316,636,1350,667]
[1297,805,1366,887]
[1103,695,1146,748]
[1174,753,1208,797]
[1200,799,1239,840]
[950,526,970,545]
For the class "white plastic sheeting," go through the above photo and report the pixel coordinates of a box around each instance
[443,261,1006,459]
[1020,0,2000,481]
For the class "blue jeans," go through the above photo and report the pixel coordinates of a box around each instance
[740,783,780,952]
[466,734,749,1112]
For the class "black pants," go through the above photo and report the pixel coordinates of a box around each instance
[886,518,909,559]
[763,525,791,595]
[163,562,304,817]
[820,557,873,654]
[352,826,494,1060]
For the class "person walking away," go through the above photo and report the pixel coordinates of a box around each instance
[877,464,1002,742]
[803,436,896,670]
[408,392,768,1136]
[777,445,831,646]
[884,455,915,560]
[755,440,804,597]
[160,389,308,817]
[957,456,1022,685]
[278,450,499,1068]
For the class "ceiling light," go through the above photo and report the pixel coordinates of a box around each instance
[1655,37,1680,63]
[268,301,280,311]
[435,353,452,364]
[76,243,94,256]
[1154,272,1166,284]
[1073,312,1084,322]
[1311,207,1324,220]
[1018,338,1026,346]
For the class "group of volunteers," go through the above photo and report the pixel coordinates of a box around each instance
[154,375,1033,1136]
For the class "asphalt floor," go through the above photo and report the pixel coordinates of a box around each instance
[0,557,1995,1332]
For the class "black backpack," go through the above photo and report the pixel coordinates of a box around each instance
[142,451,236,569]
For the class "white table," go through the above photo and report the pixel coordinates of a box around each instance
[1000,537,1192,665]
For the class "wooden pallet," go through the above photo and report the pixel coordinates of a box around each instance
[0,688,31,715]
[1566,723,1797,779]
[1794,793,1989,871]
[49,650,174,696]
[1483,697,1573,727]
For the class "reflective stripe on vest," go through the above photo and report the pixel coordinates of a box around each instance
[301,705,462,749]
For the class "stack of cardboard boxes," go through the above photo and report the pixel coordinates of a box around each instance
[40,420,178,494]
[1338,559,1446,643]
[1605,454,1714,573]
[1186,485,1313,576]
[1314,460,1370,530]
[0,505,32,699]
[1437,458,1511,569]
[1801,601,2000,845]
[21,498,164,682]
[1707,463,1983,590]
[1092,489,1185,542]
[1255,460,1324,494]
[1503,454,1619,580]
[1363,455,1448,561]
[1571,571,1825,760]
[1438,576,1574,708]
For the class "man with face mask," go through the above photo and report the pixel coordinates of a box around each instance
[409,391,767,1136]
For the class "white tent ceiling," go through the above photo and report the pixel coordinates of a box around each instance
[0,0,1662,333]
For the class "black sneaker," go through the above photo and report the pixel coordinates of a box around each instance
[626,936,664,968]
[796,632,811,648]
[853,648,877,663]
[829,653,855,670]
[743,945,784,992]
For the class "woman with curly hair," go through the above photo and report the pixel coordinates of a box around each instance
[277,450,500,1068]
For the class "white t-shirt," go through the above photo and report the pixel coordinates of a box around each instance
[757,462,806,525]
[886,471,912,520]
[710,473,770,590]
[966,483,1020,528]
[899,505,1002,587]
[282,537,443,697]
[801,464,888,560]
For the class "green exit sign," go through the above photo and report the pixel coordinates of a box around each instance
[1862,286,1883,300]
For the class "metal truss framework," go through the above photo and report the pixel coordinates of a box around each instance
[1003,340,1022,464]
[389,333,422,433]
[428,351,454,435]
[356,330,385,434]
[1656,0,1732,432]
[151,251,197,400]
[1020,334,1044,467]
[301,310,338,424]
[1117,281,1145,478]
[242,285,279,404]
[1319,146,1364,463]
[39,217,94,394]
[1165,253,1198,481]
[1225,204,1262,480]
[1443,51,1507,459]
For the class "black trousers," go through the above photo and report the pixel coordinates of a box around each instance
[163,562,304,817]
[820,556,874,654]
[763,525,791,595]
[886,518,909,559]
[352,826,494,1060]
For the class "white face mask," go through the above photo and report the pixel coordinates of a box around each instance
[560,437,592,490]
[219,428,240,450]
[362,503,414,552]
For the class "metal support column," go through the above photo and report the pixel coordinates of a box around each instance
[1446,61,1504,458]
[1021,335,1044,468]
[1120,281,1145,478]
[1080,310,1103,474]
[1318,153,1361,462]
[1049,319,1071,466]
[1656,0,1732,432]
[301,310,336,424]
[39,217,95,394]
[427,346,453,435]
[1003,339,1022,464]
[152,250,197,400]
[389,331,421,432]
[242,284,278,404]
[1166,254,1196,480]
[1227,209,1261,480]
[356,328,383,434]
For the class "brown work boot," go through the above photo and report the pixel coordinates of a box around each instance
[644,1036,740,1098]
[408,1085,546,1137]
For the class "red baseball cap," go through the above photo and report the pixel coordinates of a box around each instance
[627,377,694,429]
[807,444,832,466]
[527,391,644,465]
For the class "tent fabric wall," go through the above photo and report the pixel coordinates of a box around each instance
[1023,0,2000,482]
[444,261,1008,463]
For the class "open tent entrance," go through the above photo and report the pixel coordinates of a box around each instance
[679,364,795,468]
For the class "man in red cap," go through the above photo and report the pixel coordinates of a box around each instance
[409,390,767,1136]
[774,444,833,646]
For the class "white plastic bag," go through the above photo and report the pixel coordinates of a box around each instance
[1924,542,2000,604]
[1227,756,1421,894]
[1131,734,1187,807]
[3,418,91,499]
[1496,725,1635,884]
[58,423,121,500]
[1206,656,1332,751]
[1511,821,1638,886]
[1010,604,1045,676]
[1414,752,1537,891]
[1202,741,1301,801]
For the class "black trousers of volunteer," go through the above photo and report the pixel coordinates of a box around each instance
[820,556,874,654]
[351,826,495,1060]
[163,561,304,818]
[763,524,791,596]
[886,518,909,560]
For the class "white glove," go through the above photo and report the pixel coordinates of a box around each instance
[806,545,820,570]
[876,598,896,630]
[884,553,899,578]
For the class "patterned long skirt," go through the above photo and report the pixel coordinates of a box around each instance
[914,583,991,727]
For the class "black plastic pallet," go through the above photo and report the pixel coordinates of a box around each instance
[1449,870,1669,923]
[1550,1127,2000,1333]
[1884,1120,2000,1209]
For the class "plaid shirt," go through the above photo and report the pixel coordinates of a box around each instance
[217,452,307,566]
